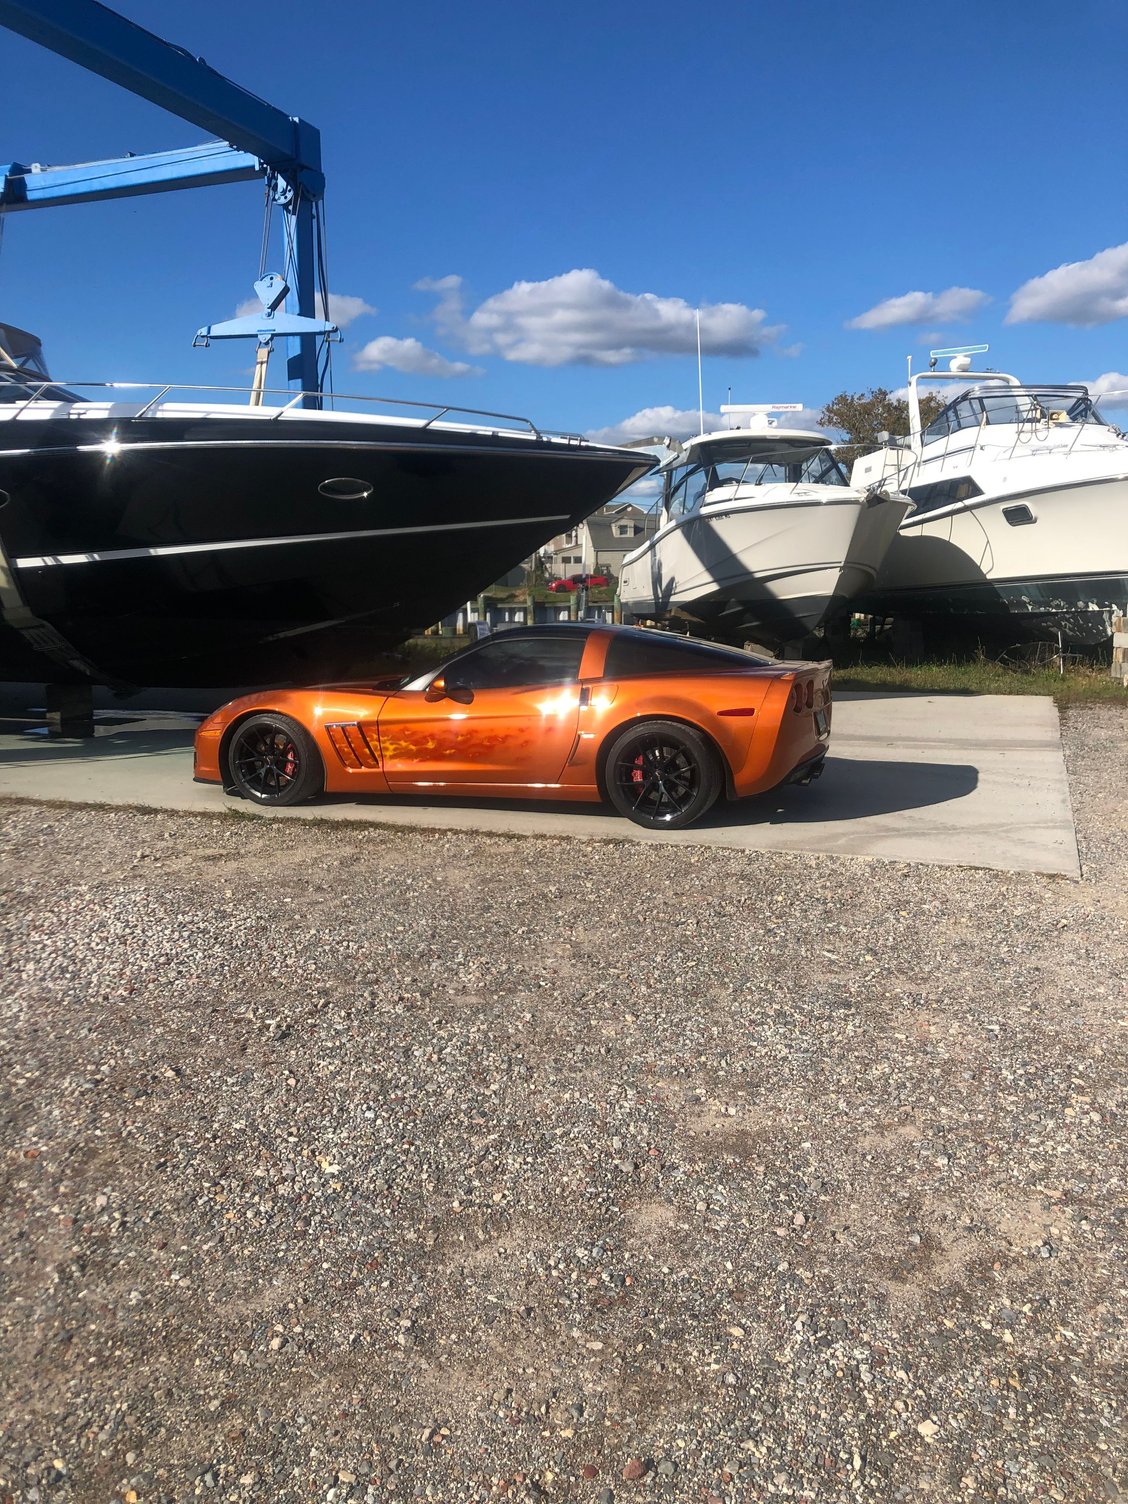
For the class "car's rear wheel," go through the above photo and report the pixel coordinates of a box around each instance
[603,720,722,829]
[225,713,323,807]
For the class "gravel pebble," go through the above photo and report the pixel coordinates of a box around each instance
[0,699,1125,1501]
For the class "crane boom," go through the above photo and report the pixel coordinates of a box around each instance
[0,0,327,396]
[0,0,323,197]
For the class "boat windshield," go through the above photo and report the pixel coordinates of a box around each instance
[0,368,80,403]
[921,385,1108,445]
[665,442,847,518]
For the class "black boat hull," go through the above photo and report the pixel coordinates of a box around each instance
[0,412,649,686]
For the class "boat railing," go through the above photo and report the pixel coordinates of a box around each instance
[0,376,594,443]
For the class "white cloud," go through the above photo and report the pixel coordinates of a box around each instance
[846,287,989,331]
[587,403,833,447]
[586,405,724,446]
[234,292,375,328]
[352,336,481,378]
[775,405,830,431]
[1007,243,1128,325]
[620,472,664,502]
[416,270,782,367]
[1084,371,1128,410]
[319,293,376,328]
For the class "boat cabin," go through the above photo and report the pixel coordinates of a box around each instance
[662,433,849,521]
[920,383,1110,448]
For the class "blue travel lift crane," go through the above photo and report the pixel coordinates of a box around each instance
[0,0,337,398]
[0,0,339,733]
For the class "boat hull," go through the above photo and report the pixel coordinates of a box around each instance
[619,491,911,643]
[0,412,648,686]
[861,474,1128,644]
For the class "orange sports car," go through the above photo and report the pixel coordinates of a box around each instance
[193,624,831,830]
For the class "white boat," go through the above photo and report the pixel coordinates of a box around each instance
[617,405,912,645]
[852,353,1128,644]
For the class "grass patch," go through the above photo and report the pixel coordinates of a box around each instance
[833,657,1126,705]
[398,635,1125,708]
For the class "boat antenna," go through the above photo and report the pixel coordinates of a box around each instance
[696,308,704,434]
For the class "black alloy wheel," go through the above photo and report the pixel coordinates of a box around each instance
[604,719,722,829]
[225,713,323,807]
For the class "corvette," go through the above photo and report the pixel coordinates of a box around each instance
[193,624,832,829]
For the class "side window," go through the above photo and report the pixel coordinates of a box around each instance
[447,635,586,690]
[667,463,710,518]
[906,475,983,515]
[799,449,848,486]
[604,633,759,677]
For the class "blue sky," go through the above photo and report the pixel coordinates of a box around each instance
[4,0,1128,456]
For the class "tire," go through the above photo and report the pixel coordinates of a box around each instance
[603,719,722,830]
[224,713,324,807]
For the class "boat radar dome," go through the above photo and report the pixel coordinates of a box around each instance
[720,403,803,432]
[927,342,988,375]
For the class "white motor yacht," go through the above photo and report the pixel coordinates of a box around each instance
[617,405,912,645]
[852,351,1128,644]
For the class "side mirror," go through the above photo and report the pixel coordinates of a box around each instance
[424,676,474,705]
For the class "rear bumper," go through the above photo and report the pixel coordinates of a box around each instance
[782,747,827,786]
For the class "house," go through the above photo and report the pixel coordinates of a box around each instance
[542,502,656,580]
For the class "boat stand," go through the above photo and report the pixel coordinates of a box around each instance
[44,684,95,738]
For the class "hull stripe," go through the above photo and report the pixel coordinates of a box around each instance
[15,512,573,570]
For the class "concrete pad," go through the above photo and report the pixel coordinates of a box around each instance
[0,686,1079,877]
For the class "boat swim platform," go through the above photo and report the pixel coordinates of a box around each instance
[0,685,1079,878]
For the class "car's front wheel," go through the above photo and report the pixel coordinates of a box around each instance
[603,720,722,829]
[225,713,323,806]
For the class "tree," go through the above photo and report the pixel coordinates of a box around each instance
[820,386,945,462]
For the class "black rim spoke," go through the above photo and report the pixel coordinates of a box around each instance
[615,736,698,821]
[233,724,301,798]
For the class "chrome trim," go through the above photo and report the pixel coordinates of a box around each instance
[318,477,375,501]
[0,435,623,463]
[15,511,573,570]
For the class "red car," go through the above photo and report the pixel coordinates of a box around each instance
[548,572,611,592]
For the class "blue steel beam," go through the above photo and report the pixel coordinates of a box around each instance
[0,144,262,211]
[0,0,323,197]
[0,0,326,398]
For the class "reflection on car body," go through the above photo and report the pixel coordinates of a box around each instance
[193,624,832,829]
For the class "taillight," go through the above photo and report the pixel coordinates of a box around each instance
[790,678,816,713]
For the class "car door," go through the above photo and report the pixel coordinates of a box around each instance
[377,633,587,788]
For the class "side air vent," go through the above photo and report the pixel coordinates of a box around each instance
[325,722,381,769]
[1003,504,1035,527]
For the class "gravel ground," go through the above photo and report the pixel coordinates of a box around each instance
[1,702,1125,1504]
